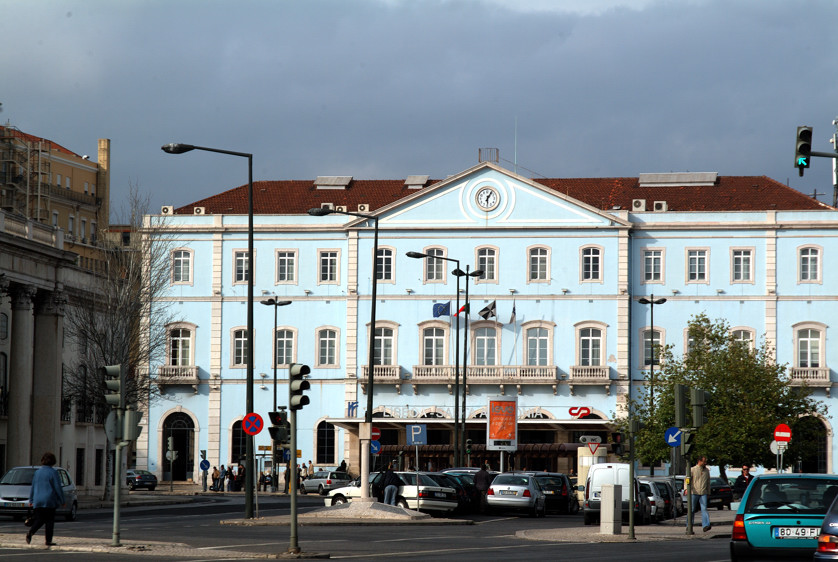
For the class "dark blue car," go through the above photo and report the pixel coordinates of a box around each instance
[731,473,838,561]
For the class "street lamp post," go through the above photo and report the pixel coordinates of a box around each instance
[259,298,292,410]
[638,294,666,476]
[309,207,378,500]
[453,265,483,464]
[407,251,461,466]
[162,142,258,518]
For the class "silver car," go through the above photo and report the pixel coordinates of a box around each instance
[300,470,352,495]
[0,466,78,521]
[487,473,547,517]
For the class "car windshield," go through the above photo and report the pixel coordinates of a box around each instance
[0,467,36,485]
[536,477,564,487]
[133,470,152,476]
[493,475,531,487]
[745,477,838,514]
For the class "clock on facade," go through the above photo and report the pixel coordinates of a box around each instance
[475,187,500,211]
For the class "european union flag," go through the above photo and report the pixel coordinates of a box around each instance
[432,302,451,317]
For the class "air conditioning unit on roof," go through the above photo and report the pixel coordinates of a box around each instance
[653,201,668,212]
[194,207,206,215]
[335,205,347,212]
[161,205,174,215]
[358,203,369,212]
[320,203,334,210]
[632,199,646,211]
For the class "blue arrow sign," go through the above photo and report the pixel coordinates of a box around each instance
[200,459,210,471]
[370,440,381,455]
[283,448,291,462]
[665,426,682,447]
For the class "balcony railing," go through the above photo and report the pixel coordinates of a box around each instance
[790,366,831,393]
[157,365,200,393]
[361,365,403,394]
[568,365,612,395]
[409,365,559,395]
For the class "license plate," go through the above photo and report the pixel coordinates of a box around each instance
[500,490,516,495]
[3,501,25,508]
[773,526,819,539]
[434,492,446,498]
[544,490,555,495]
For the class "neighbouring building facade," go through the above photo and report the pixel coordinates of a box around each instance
[141,161,837,482]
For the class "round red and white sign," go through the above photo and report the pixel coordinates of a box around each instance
[774,423,792,443]
[371,426,381,441]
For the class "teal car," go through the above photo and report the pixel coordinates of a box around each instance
[731,473,838,561]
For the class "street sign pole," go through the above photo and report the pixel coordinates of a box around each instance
[288,407,299,554]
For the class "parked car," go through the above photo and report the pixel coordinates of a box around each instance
[532,472,579,514]
[647,476,682,517]
[815,486,838,560]
[300,470,351,495]
[731,473,838,561]
[426,472,480,514]
[324,471,458,514]
[639,479,667,522]
[486,473,546,517]
[581,463,650,525]
[0,466,78,521]
[709,476,733,510]
[126,469,157,491]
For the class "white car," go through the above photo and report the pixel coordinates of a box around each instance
[639,479,666,522]
[324,471,458,514]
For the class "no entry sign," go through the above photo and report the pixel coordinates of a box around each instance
[243,412,264,436]
[371,426,381,440]
[774,423,792,443]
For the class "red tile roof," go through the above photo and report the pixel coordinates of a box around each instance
[174,174,830,215]
[1,125,80,158]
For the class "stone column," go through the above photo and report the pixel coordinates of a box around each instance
[7,285,36,466]
[31,289,66,461]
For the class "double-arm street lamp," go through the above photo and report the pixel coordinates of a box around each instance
[406,251,462,466]
[259,298,293,411]
[162,142,257,518]
[638,294,666,476]
[308,206,378,500]
[453,265,483,462]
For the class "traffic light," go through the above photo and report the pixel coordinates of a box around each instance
[674,383,689,428]
[167,436,174,451]
[691,388,710,429]
[611,432,624,455]
[681,431,694,458]
[99,364,125,410]
[796,126,813,176]
[268,410,290,443]
[123,409,143,441]
[466,439,473,455]
[289,363,311,411]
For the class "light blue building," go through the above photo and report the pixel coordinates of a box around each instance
[139,162,836,481]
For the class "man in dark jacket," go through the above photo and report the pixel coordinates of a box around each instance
[474,465,492,513]
[381,464,401,506]
[733,465,754,500]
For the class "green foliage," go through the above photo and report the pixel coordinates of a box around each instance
[626,314,825,471]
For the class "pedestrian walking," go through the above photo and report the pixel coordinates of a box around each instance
[690,455,711,532]
[211,466,220,491]
[218,465,227,492]
[25,452,65,547]
[283,463,290,494]
[474,463,492,513]
[733,464,754,501]
[381,464,401,506]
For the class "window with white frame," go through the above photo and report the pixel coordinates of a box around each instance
[172,249,192,283]
[797,327,822,368]
[376,247,394,282]
[232,329,248,366]
[687,249,708,282]
[643,249,663,283]
[68,215,75,237]
[80,219,87,241]
[52,211,59,227]
[373,326,396,365]
[422,327,446,366]
[731,328,755,350]
[319,250,339,283]
[799,246,821,283]
[274,329,295,366]
[425,248,445,282]
[276,250,297,283]
[731,248,753,283]
[579,326,603,366]
[643,329,662,366]
[234,251,249,283]
[473,326,498,366]
[169,327,193,366]
[528,246,549,282]
[317,328,338,367]
[581,246,602,282]
[476,247,497,282]
[526,327,549,366]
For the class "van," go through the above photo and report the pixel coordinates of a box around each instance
[581,463,650,525]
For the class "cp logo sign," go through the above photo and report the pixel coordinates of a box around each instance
[569,407,591,418]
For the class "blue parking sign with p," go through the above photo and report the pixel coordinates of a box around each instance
[407,424,427,446]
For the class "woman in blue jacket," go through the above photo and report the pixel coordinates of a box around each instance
[26,452,65,546]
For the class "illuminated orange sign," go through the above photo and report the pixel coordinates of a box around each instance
[488,399,517,440]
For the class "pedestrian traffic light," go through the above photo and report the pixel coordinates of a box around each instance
[268,410,290,443]
[611,432,624,455]
[99,364,125,410]
[167,436,174,450]
[674,383,689,428]
[691,388,710,429]
[466,439,473,455]
[681,431,694,458]
[796,126,813,176]
[123,409,143,441]
[289,363,311,411]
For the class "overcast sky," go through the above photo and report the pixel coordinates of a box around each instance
[3,0,837,218]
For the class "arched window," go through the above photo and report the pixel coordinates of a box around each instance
[231,419,246,464]
[316,421,336,465]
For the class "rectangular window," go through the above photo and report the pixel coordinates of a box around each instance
[798,329,820,367]
[68,215,75,236]
[477,248,497,281]
[643,330,661,366]
[233,329,248,365]
[580,328,602,366]
[644,250,662,282]
[172,250,191,283]
[732,249,752,282]
[170,328,191,366]
[800,248,820,282]
[474,327,497,366]
[319,251,338,283]
[52,211,59,228]
[582,247,601,281]
[373,328,394,365]
[75,448,85,486]
[426,248,444,281]
[80,219,87,241]
[276,251,296,283]
[529,248,548,281]
[318,329,337,366]
[526,327,548,366]
[423,328,445,365]
[687,249,707,282]
[376,249,393,281]
[95,449,104,486]
[275,330,294,365]
[234,251,249,283]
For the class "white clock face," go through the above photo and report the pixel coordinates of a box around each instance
[476,187,499,210]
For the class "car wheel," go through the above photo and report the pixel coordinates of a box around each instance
[65,501,78,522]
[331,495,347,505]
[128,481,136,491]
[300,484,308,495]
[396,498,409,509]
[583,512,594,525]
[319,485,326,495]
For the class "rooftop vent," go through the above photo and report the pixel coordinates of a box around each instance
[314,176,352,190]
[405,175,429,189]
[479,148,499,163]
[638,172,718,187]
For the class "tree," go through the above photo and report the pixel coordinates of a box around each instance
[63,184,179,499]
[627,314,825,481]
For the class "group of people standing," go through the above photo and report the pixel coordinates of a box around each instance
[209,463,245,492]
